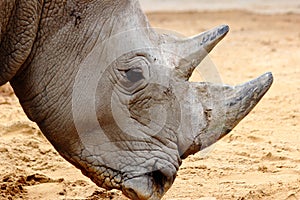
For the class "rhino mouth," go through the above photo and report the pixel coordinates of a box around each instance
[123,169,177,200]
[119,152,180,200]
[71,144,180,200]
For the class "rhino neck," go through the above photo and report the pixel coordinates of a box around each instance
[0,0,43,86]
[10,0,149,143]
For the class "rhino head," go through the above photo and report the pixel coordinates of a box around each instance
[0,0,273,199]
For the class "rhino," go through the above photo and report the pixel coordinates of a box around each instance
[0,0,273,199]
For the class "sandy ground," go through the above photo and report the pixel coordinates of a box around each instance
[0,11,300,200]
[139,0,300,14]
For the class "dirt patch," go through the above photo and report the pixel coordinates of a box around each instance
[0,173,63,200]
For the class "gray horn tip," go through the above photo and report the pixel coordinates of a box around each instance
[219,24,230,35]
[253,72,274,91]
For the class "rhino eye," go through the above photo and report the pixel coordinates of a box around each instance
[115,56,150,93]
[125,68,144,82]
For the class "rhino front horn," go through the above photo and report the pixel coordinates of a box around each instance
[180,72,273,158]
[222,72,274,135]
[205,72,273,150]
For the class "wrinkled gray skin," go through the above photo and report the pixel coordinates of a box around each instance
[0,0,273,199]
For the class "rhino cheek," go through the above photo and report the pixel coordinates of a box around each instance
[71,66,180,194]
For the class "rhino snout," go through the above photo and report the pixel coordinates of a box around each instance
[123,169,176,200]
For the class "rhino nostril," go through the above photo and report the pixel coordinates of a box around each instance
[150,168,177,196]
[127,187,138,198]
[151,170,168,190]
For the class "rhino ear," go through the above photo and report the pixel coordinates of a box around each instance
[162,25,229,80]
[0,1,42,86]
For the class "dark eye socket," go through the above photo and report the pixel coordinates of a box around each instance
[125,68,144,82]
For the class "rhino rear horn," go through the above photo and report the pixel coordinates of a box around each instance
[163,25,229,80]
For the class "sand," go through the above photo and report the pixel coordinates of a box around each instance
[0,10,299,200]
[139,0,300,14]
